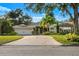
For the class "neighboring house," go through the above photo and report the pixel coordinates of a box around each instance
[59,22,74,34]
[49,21,74,34]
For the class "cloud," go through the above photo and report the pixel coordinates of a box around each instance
[32,16,43,22]
[0,6,11,12]
[0,6,11,15]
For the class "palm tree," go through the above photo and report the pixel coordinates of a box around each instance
[40,14,56,28]
[25,3,79,34]
[59,3,79,34]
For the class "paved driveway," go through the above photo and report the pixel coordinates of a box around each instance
[1,35,79,56]
[4,35,62,45]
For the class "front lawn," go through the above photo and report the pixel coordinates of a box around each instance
[51,35,79,45]
[0,36,22,45]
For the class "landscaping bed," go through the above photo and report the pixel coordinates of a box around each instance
[51,34,79,45]
[0,36,22,45]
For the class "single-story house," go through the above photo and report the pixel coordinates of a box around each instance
[59,22,74,34]
[49,22,74,34]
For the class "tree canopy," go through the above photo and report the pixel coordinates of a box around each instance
[25,3,79,33]
[40,14,56,28]
[6,8,32,25]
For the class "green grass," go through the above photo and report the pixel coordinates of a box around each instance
[51,35,79,45]
[0,36,23,45]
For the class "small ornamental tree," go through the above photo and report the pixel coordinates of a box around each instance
[1,20,15,35]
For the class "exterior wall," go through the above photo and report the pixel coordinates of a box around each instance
[49,23,73,34]
[49,24,57,33]
[59,27,72,34]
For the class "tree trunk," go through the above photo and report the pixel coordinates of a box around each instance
[73,5,78,34]
[0,23,1,35]
[56,22,59,33]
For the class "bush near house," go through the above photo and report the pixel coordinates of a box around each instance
[52,33,79,45]
[32,26,48,35]
[0,20,17,35]
[42,31,59,35]
[42,32,52,35]
[52,35,70,45]
[65,33,79,42]
[7,31,17,35]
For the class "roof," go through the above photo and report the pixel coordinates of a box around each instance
[59,22,74,27]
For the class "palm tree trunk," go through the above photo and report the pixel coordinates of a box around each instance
[56,22,59,33]
[73,5,78,34]
[0,23,1,35]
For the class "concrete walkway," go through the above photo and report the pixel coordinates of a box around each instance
[4,35,62,45]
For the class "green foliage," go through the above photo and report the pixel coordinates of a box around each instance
[6,18,14,26]
[32,26,48,35]
[7,8,32,25]
[7,31,17,35]
[7,9,23,18]
[52,35,70,45]
[65,33,79,42]
[52,34,79,45]
[42,32,51,35]
[10,20,18,25]
[32,26,41,35]
[42,31,59,35]
[0,20,17,35]
[1,21,13,33]
[26,3,79,33]
[40,15,56,28]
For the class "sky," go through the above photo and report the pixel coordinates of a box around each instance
[0,3,73,22]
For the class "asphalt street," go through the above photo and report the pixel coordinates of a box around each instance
[0,45,79,56]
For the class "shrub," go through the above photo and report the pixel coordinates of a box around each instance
[42,31,59,35]
[65,33,79,42]
[1,20,14,34]
[0,20,17,35]
[7,31,17,35]
[42,32,51,35]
